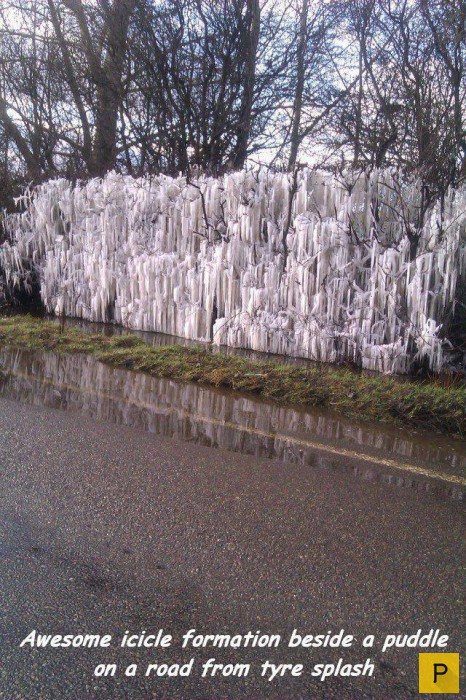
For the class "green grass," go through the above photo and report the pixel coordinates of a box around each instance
[0,315,464,435]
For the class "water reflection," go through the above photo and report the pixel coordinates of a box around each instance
[0,347,464,502]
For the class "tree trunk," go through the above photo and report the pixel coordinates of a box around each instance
[288,0,309,170]
[89,0,135,176]
[231,0,260,170]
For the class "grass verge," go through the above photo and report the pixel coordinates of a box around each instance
[0,315,464,436]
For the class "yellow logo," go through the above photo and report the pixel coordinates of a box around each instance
[419,653,460,693]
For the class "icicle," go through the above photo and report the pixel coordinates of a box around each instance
[0,170,464,373]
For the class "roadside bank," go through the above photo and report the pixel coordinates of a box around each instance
[0,315,464,436]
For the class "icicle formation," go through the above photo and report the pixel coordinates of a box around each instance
[1,169,464,373]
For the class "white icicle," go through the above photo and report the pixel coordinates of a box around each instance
[1,169,464,373]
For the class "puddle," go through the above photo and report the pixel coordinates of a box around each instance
[0,346,464,502]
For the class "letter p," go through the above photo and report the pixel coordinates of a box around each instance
[433,663,448,684]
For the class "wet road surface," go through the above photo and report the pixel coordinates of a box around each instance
[0,349,464,699]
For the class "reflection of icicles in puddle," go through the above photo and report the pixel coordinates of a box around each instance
[0,347,464,501]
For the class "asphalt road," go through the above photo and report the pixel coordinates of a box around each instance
[0,395,464,699]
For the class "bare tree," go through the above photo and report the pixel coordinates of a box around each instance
[50,0,135,176]
[0,0,135,180]
[419,0,466,184]
[0,0,463,188]
[331,0,465,194]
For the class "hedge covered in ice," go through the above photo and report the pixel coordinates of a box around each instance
[1,169,465,373]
